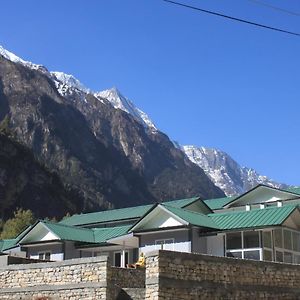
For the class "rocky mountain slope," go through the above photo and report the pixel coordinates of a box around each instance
[0,129,82,219]
[182,145,289,196]
[0,46,224,218]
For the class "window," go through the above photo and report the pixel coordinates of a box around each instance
[263,250,272,261]
[114,252,121,267]
[244,250,260,260]
[293,232,300,252]
[284,230,292,250]
[263,231,272,248]
[155,238,174,251]
[274,229,283,248]
[113,251,129,267]
[284,252,293,263]
[226,232,242,250]
[243,231,259,248]
[226,251,242,258]
[275,251,283,262]
[38,252,51,261]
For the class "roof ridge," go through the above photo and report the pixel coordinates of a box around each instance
[162,204,208,216]
[41,220,94,232]
[209,204,298,216]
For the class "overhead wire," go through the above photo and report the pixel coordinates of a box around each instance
[247,0,300,17]
[162,0,300,37]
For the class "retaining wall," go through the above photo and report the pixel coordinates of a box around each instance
[145,250,300,300]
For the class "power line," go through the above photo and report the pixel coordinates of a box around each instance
[247,0,300,17]
[163,0,300,37]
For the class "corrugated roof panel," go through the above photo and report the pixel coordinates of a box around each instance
[60,204,154,226]
[93,225,132,243]
[209,205,297,230]
[204,196,235,210]
[162,204,219,229]
[163,197,200,208]
[42,221,95,243]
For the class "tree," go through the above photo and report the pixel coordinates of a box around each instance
[0,208,35,239]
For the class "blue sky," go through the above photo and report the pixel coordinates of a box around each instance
[1,0,299,185]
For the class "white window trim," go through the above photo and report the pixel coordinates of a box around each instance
[37,250,52,261]
[113,250,129,268]
[155,238,175,250]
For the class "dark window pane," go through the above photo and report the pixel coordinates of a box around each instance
[244,231,259,248]
[125,252,129,265]
[292,232,300,252]
[227,232,242,250]
[284,252,293,263]
[45,252,51,260]
[226,251,242,258]
[276,251,283,262]
[294,254,300,264]
[274,229,282,248]
[114,252,121,267]
[244,250,260,260]
[263,231,272,248]
[38,253,44,260]
[263,250,273,261]
[284,230,292,250]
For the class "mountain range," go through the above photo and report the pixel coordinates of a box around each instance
[0,46,225,219]
[0,46,290,219]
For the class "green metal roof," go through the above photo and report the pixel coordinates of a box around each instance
[0,239,19,252]
[60,204,154,226]
[93,225,132,243]
[161,204,219,229]
[209,205,298,230]
[162,197,200,208]
[39,221,95,243]
[204,196,235,210]
[284,187,300,195]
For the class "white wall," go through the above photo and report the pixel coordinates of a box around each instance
[139,229,191,254]
[206,234,225,257]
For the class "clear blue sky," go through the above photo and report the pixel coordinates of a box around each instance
[1,0,299,185]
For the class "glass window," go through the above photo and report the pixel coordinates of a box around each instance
[244,250,260,260]
[125,252,129,266]
[45,252,51,261]
[263,250,273,261]
[244,231,259,248]
[226,251,242,258]
[294,254,300,265]
[284,252,293,263]
[276,251,283,262]
[263,231,272,248]
[38,253,44,260]
[284,230,292,250]
[114,252,121,267]
[227,232,242,250]
[274,229,283,248]
[292,232,300,252]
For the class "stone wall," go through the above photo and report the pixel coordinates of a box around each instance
[0,256,144,300]
[145,250,300,300]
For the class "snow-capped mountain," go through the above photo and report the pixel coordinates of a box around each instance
[51,71,91,94]
[182,145,289,196]
[95,88,157,130]
[0,46,157,131]
[0,45,291,198]
[0,46,48,73]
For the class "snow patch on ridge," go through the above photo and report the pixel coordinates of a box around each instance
[182,145,289,196]
[0,45,48,73]
[95,87,157,130]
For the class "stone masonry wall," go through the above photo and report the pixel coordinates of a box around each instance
[145,250,300,300]
[0,256,109,299]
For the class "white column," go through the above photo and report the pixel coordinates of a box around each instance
[121,241,126,268]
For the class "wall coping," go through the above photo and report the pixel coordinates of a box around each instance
[0,255,109,271]
[146,250,300,270]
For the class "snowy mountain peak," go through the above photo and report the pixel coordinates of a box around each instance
[182,145,289,196]
[0,45,48,73]
[51,71,90,94]
[95,88,157,130]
